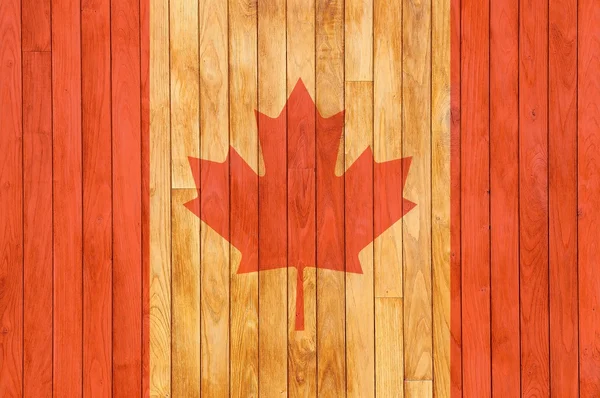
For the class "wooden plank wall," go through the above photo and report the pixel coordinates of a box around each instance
[149,0,450,397]
[3,0,599,397]
[0,0,149,396]
[453,0,600,396]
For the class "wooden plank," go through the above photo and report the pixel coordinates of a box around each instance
[287,0,317,396]
[432,0,451,393]
[402,0,432,380]
[229,0,259,396]
[169,0,200,393]
[141,0,151,393]
[519,0,550,394]
[170,0,199,189]
[460,0,490,394]
[200,0,230,395]
[316,0,346,395]
[549,0,579,395]
[373,5,404,392]
[405,380,432,398]
[257,1,287,396]
[22,51,53,398]
[344,81,374,397]
[373,0,402,299]
[149,0,172,392]
[112,0,143,394]
[489,0,520,395]
[51,0,83,394]
[0,0,23,393]
[345,0,373,81]
[22,0,51,51]
[171,189,201,397]
[449,0,462,394]
[375,298,403,397]
[578,0,600,394]
[81,0,112,394]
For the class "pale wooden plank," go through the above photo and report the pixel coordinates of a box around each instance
[431,0,451,395]
[257,0,288,396]
[402,0,433,380]
[345,0,373,81]
[373,5,405,393]
[149,0,172,394]
[287,0,317,396]
[405,380,433,398]
[229,0,259,396]
[375,298,404,397]
[172,189,201,397]
[316,0,346,395]
[373,0,403,298]
[344,81,375,397]
[169,0,200,393]
[170,0,199,189]
[199,0,230,395]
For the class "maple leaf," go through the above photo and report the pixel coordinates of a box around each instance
[185,79,415,330]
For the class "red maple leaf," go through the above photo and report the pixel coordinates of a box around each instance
[185,79,415,330]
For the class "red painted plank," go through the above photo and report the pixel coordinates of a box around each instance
[22,0,51,51]
[140,0,151,395]
[490,0,520,395]
[549,0,579,396]
[111,0,143,394]
[23,51,53,398]
[450,0,462,396]
[82,0,113,395]
[460,0,491,394]
[519,0,550,395]
[51,0,83,395]
[578,0,600,395]
[0,0,23,394]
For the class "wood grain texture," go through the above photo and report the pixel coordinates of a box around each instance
[432,0,451,394]
[449,0,462,395]
[344,81,374,397]
[316,0,346,395]
[81,0,112,393]
[51,0,83,394]
[489,0,520,395]
[0,0,23,393]
[549,0,579,396]
[149,0,172,393]
[141,0,151,394]
[345,0,373,81]
[169,2,200,394]
[172,189,201,397]
[373,5,407,392]
[257,1,288,396]
[373,0,403,299]
[402,0,433,380]
[170,0,199,189]
[519,0,550,395]
[200,0,230,395]
[578,0,600,395]
[375,298,403,398]
[405,380,432,398]
[460,0,491,394]
[229,0,259,396]
[22,51,53,398]
[112,0,143,393]
[287,0,317,395]
[22,0,51,51]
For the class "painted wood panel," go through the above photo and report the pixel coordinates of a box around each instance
[12,0,600,397]
[490,0,520,396]
[81,0,112,393]
[22,51,53,398]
